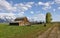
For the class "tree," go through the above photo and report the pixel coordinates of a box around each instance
[46,12,52,23]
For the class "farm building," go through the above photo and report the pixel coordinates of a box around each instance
[9,17,30,26]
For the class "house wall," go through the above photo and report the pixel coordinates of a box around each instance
[19,21,25,26]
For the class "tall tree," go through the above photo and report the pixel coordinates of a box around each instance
[46,12,52,23]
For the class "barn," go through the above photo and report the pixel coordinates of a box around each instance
[9,17,30,26]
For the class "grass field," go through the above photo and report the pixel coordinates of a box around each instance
[0,23,53,38]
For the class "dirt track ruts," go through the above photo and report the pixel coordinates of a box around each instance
[38,24,60,38]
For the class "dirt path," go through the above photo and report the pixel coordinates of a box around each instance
[47,27,57,38]
[37,24,60,38]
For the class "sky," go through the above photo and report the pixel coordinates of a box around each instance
[0,0,60,22]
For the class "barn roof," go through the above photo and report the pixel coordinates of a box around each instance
[14,17,27,21]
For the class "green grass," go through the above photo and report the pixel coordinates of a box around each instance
[0,23,52,38]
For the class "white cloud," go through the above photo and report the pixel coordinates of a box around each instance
[0,0,35,22]
[16,13,25,17]
[55,0,60,4]
[0,0,12,10]
[30,11,34,14]
[14,2,34,12]
[0,13,15,17]
[38,2,44,5]
[58,7,60,9]
[42,6,51,10]
[38,2,52,6]
[0,0,34,20]
[52,14,60,22]
[0,0,34,13]
[28,13,45,22]
[21,12,24,14]
[53,9,56,12]
[38,2,54,10]
[38,2,54,6]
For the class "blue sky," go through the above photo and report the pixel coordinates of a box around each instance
[0,0,60,22]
